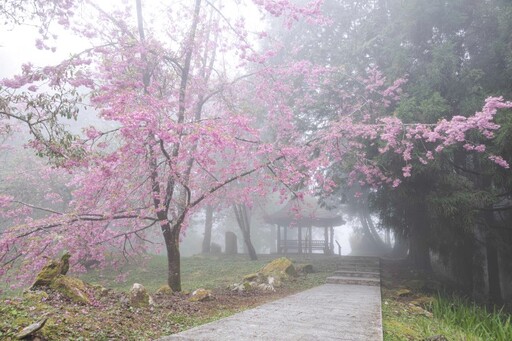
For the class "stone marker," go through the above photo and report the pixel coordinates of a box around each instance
[225,231,238,255]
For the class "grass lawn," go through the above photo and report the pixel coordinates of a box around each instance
[79,253,334,293]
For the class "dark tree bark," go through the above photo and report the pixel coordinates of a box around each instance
[408,207,432,272]
[202,205,214,253]
[483,211,503,306]
[486,237,502,305]
[164,227,181,291]
[233,204,257,260]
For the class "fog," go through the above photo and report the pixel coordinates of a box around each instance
[2,0,512,305]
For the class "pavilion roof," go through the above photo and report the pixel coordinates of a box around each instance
[264,196,345,227]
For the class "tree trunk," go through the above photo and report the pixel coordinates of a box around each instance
[233,204,257,261]
[202,205,213,253]
[164,227,181,292]
[242,229,258,261]
[408,208,432,272]
[485,232,502,305]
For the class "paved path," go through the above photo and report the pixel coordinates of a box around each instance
[157,283,382,340]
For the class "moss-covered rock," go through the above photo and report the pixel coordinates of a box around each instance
[189,288,213,302]
[395,288,412,297]
[129,283,154,308]
[411,296,435,308]
[259,257,296,280]
[30,253,71,289]
[22,290,49,301]
[50,275,92,305]
[15,317,48,339]
[242,273,258,282]
[155,285,173,295]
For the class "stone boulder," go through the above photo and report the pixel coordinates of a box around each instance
[130,283,154,308]
[234,258,297,292]
[259,257,296,280]
[155,285,173,296]
[189,288,213,302]
[30,253,71,289]
[15,317,48,340]
[29,253,95,305]
[50,275,92,305]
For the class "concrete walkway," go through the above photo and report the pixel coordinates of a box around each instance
[157,282,383,340]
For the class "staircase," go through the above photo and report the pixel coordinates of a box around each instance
[326,256,381,286]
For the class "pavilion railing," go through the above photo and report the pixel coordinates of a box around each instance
[278,239,331,254]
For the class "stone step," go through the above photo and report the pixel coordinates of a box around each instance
[326,276,380,286]
[336,265,381,272]
[338,256,381,262]
[334,270,380,278]
[336,259,381,266]
[336,262,380,268]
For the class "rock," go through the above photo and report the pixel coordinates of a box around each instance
[30,253,71,289]
[90,283,110,296]
[257,283,275,291]
[50,275,92,305]
[155,285,173,295]
[395,288,411,297]
[129,283,154,308]
[242,273,258,282]
[408,303,433,317]
[231,282,254,292]
[259,257,296,280]
[16,318,48,339]
[411,296,435,308]
[296,264,314,274]
[22,290,49,301]
[189,288,213,302]
[225,231,238,254]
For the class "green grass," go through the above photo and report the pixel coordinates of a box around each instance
[431,294,512,340]
[382,286,512,341]
[78,253,334,292]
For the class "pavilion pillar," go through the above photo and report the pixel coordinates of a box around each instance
[298,226,302,254]
[324,226,328,254]
[330,226,334,253]
[284,225,288,254]
[277,225,281,254]
[308,226,312,254]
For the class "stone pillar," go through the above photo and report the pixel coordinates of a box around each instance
[308,226,313,254]
[298,226,302,254]
[330,227,334,253]
[284,225,288,254]
[225,231,238,255]
[277,225,281,254]
[324,226,328,254]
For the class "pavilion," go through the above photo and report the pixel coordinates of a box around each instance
[264,196,345,255]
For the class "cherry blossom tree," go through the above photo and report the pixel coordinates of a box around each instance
[1,0,511,292]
